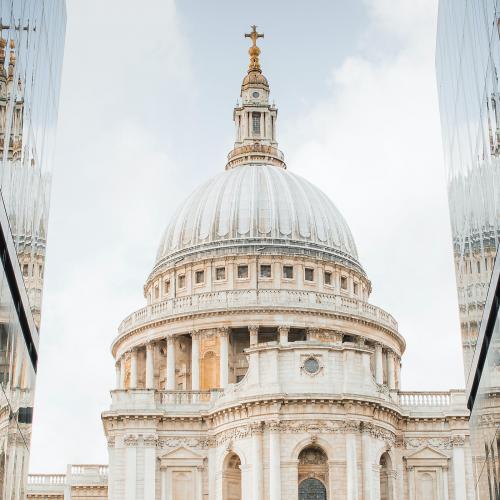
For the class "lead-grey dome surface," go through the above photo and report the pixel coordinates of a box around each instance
[155,164,361,270]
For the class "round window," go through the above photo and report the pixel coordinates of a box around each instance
[304,357,320,374]
[252,91,259,98]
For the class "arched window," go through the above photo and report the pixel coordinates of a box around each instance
[380,452,392,500]
[252,112,261,134]
[223,452,241,500]
[201,351,218,390]
[298,445,328,499]
[299,478,327,500]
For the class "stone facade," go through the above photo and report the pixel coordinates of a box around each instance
[28,28,473,500]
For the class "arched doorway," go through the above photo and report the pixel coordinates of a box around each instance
[299,478,327,500]
[223,452,241,500]
[298,445,328,500]
[380,452,392,500]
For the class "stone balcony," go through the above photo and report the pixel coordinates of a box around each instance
[109,387,467,419]
[110,389,223,413]
[27,465,108,498]
[117,289,398,336]
[398,390,468,417]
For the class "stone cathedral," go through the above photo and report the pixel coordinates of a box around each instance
[28,28,473,500]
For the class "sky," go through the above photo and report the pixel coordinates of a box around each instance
[28,0,463,473]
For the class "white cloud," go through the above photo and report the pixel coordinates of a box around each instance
[283,0,463,390]
[29,0,195,472]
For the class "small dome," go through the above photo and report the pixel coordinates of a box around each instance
[155,164,361,271]
[242,70,269,90]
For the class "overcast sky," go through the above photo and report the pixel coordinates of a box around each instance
[28,0,463,473]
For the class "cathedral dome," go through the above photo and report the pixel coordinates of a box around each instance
[155,163,361,271]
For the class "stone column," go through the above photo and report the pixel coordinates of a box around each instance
[219,327,229,389]
[146,343,154,389]
[269,421,281,500]
[130,350,138,389]
[124,435,137,500]
[278,325,289,345]
[374,343,383,385]
[195,466,203,500]
[166,337,176,391]
[442,466,449,500]
[249,324,259,346]
[346,425,359,500]
[160,469,167,500]
[395,358,401,389]
[191,331,200,391]
[120,357,126,389]
[361,430,373,500]
[241,464,252,500]
[452,436,466,500]
[208,447,216,500]
[115,362,121,390]
[107,436,116,500]
[143,435,157,500]
[251,422,263,500]
[407,466,415,500]
[387,351,396,390]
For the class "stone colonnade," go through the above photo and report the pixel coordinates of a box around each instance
[115,327,401,392]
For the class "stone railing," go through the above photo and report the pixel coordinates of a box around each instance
[27,474,66,485]
[118,289,398,336]
[399,391,451,407]
[27,465,108,496]
[159,389,223,407]
[70,464,108,478]
[398,390,467,415]
[110,389,223,412]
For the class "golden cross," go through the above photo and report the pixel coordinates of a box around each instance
[245,25,264,47]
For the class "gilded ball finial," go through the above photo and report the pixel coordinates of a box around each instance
[244,25,264,72]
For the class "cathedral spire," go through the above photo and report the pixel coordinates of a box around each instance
[226,26,285,170]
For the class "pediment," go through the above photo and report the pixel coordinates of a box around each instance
[406,445,448,460]
[404,445,449,468]
[161,446,204,460]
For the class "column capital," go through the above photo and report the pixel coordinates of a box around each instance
[451,435,466,447]
[143,434,158,447]
[250,421,264,435]
[218,326,229,338]
[146,340,155,351]
[191,330,201,340]
[124,434,139,447]
[343,420,361,433]
[267,420,281,432]
[166,335,176,345]
[248,324,259,334]
[277,325,290,333]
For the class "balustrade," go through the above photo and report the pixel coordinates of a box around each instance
[399,391,452,407]
[159,389,223,406]
[28,474,66,485]
[118,289,398,335]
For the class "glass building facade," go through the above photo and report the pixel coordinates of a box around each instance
[0,1,66,498]
[437,0,500,497]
